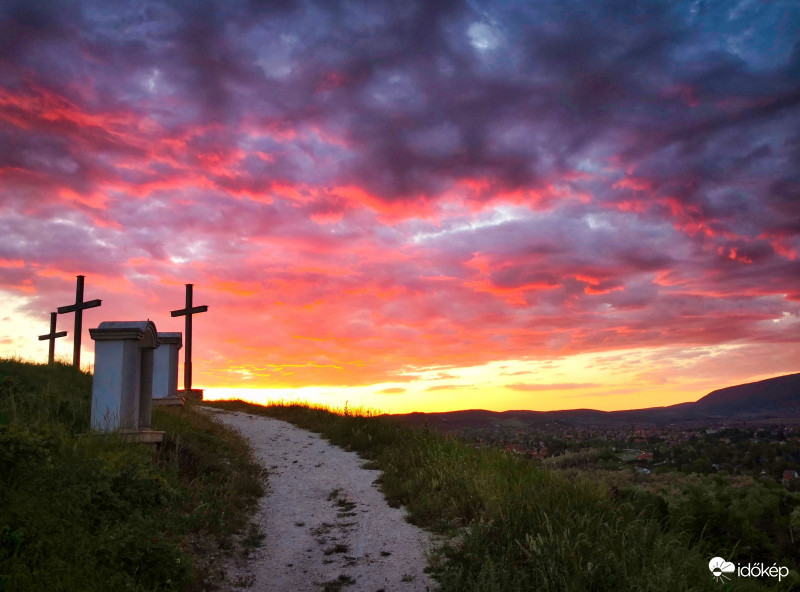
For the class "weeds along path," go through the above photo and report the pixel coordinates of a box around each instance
[204,408,437,592]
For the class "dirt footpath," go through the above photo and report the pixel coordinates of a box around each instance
[205,408,437,592]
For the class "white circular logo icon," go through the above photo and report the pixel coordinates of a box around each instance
[709,557,735,582]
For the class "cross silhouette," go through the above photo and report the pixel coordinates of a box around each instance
[38,312,67,364]
[57,275,102,368]
[170,284,208,391]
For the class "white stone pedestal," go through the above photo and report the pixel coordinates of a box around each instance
[89,321,163,440]
[153,332,182,403]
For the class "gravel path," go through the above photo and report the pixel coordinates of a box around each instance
[205,408,437,592]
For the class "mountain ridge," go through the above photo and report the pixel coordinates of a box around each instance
[386,372,800,430]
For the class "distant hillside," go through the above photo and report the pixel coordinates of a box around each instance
[691,373,800,417]
[387,372,800,430]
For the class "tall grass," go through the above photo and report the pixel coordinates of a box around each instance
[0,359,264,592]
[207,400,796,591]
[0,358,92,431]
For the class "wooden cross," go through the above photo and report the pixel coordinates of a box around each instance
[38,312,67,364]
[170,284,208,391]
[57,275,102,368]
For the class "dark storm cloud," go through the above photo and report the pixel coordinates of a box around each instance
[3,0,798,211]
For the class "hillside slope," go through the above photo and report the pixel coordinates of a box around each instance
[388,372,800,429]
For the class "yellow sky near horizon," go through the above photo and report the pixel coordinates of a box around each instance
[202,344,794,414]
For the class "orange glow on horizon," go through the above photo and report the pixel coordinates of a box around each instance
[193,345,798,415]
[201,380,709,415]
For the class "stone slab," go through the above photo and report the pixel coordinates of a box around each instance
[153,332,182,399]
[153,397,185,407]
[177,388,204,401]
[79,430,165,444]
[118,430,165,444]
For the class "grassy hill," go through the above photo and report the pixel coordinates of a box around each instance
[693,373,800,418]
[3,359,798,591]
[208,400,800,591]
[0,359,264,592]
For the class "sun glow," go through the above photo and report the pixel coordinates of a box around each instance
[201,345,758,414]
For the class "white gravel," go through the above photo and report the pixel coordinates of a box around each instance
[205,408,438,592]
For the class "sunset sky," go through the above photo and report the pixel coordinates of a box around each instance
[1,0,799,414]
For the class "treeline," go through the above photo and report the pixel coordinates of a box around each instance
[662,428,800,480]
[463,425,800,482]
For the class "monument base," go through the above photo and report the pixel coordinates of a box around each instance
[177,389,204,401]
[81,429,165,444]
[153,396,185,407]
[118,429,165,444]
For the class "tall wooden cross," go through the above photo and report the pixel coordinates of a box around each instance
[57,275,102,368]
[170,284,208,392]
[38,312,67,364]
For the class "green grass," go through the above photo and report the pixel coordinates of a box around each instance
[207,399,798,591]
[0,359,264,591]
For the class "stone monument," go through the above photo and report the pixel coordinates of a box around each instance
[89,320,164,442]
[152,332,184,406]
